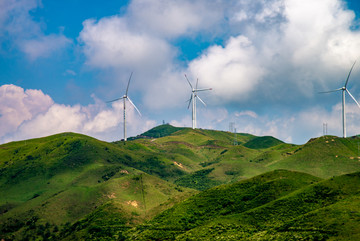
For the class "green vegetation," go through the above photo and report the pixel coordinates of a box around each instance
[244,136,284,149]
[2,126,360,240]
[174,168,222,190]
[128,170,360,240]
[129,124,183,139]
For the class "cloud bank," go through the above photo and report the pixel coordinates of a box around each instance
[0,85,155,144]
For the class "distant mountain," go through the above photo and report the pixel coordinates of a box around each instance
[2,126,360,240]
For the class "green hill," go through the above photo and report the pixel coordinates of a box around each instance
[128,170,360,240]
[243,136,284,149]
[129,124,183,140]
[0,132,195,240]
[268,136,360,178]
[2,126,360,240]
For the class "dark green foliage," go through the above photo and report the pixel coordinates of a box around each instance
[123,155,186,179]
[244,136,284,149]
[174,168,222,190]
[131,171,360,240]
[130,170,321,239]
[101,166,123,181]
[130,124,183,139]
[60,201,130,240]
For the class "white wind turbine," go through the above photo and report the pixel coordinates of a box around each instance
[185,74,212,129]
[320,61,360,138]
[107,72,141,141]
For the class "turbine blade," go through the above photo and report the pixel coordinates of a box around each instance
[184,74,193,88]
[125,72,133,96]
[106,97,124,103]
[197,95,207,107]
[346,89,360,109]
[126,96,142,116]
[187,95,193,109]
[196,78,199,90]
[318,88,342,94]
[196,88,212,92]
[344,61,356,88]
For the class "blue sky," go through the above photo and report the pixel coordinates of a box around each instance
[1,0,360,144]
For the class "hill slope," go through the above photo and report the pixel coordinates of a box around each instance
[268,136,360,178]
[2,126,360,240]
[243,136,284,149]
[129,124,183,139]
[0,133,195,240]
[127,170,360,240]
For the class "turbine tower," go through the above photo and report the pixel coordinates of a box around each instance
[320,61,360,138]
[107,72,141,141]
[185,74,212,129]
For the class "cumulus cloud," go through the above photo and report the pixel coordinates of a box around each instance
[79,16,174,71]
[0,84,53,138]
[78,0,360,109]
[0,0,71,59]
[188,35,266,104]
[182,0,360,107]
[0,85,156,144]
[127,0,223,38]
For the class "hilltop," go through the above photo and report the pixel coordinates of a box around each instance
[1,125,360,240]
[128,124,183,140]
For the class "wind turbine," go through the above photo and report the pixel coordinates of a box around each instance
[107,72,141,141]
[320,61,360,138]
[185,74,212,129]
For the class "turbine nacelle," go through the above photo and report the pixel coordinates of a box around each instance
[107,72,141,141]
[319,61,360,138]
[184,74,212,129]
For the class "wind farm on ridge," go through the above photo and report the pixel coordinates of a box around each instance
[107,61,360,143]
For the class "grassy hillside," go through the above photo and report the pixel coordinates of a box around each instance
[127,170,360,240]
[243,136,284,149]
[0,132,195,240]
[268,136,360,178]
[129,124,183,139]
[2,126,360,240]
[131,127,291,188]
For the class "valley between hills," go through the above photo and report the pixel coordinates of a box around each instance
[1,124,360,240]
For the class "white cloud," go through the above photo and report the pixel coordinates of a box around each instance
[79,16,174,71]
[235,110,258,119]
[0,84,53,138]
[0,0,71,59]
[184,0,360,107]
[283,0,360,68]
[127,0,223,38]
[0,85,156,144]
[20,34,72,60]
[188,35,266,104]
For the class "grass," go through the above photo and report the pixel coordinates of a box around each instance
[0,132,196,240]
[2,126,360,240]
[128,170,360,240]
[243,136,284,149]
